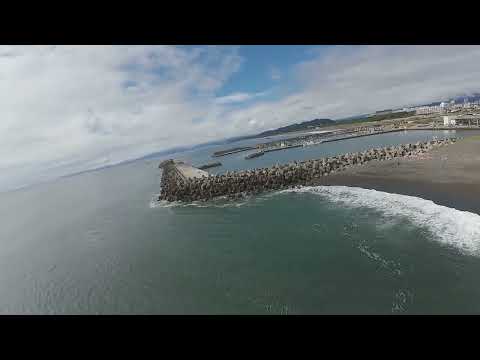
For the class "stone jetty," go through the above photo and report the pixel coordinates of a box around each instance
[198,162,222,170]
[158,138,457,202]
[212,146,255,157]
[245,151,265,159]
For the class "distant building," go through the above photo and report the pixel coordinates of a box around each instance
[455,115,480,126]
[416,105,444,115]
[443,116,456,126]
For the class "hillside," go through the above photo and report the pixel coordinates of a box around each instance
[337,111,415,124]
[253,118,335,138]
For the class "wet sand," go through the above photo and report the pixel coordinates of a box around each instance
[315,135,480,214]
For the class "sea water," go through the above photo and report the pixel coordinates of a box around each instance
[1,130,480,314]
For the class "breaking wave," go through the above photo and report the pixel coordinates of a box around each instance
[280,186,480,255]
[149,193,250,209]
[149,185,480,255]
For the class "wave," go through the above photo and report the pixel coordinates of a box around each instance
[280,186,480,255]
[149,186,480,255]
[149,193,250,209]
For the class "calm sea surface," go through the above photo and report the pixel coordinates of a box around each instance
[1,130,480,314]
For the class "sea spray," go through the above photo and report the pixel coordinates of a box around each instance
[280,185,480,255]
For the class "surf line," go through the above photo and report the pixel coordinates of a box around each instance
[283,185,480,256]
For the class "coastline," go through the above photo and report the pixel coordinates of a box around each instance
[158,138,459,203]
[316,135,480,214]
[213,126,480,158]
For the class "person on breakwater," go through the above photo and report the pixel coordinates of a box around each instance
[158,138,458,203]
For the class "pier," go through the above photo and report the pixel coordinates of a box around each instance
[159,160,209,201]
[212,146,255,157]
[175,162,209,180]
[159,160,208,180]
[158,138,458,203]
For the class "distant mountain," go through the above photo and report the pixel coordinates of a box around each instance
[250,118,335,138]
[338,111,416,124]
[336,114,371,121]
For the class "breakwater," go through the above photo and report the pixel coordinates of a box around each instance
[158,138,457,202]
[256,132,334,150]
[212,128,393,159]
[198,162,222,170]
[212,146,255,157]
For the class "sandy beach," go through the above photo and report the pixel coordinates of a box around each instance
[316,135,480,214]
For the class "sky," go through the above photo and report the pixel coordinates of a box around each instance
[2,45,480,192]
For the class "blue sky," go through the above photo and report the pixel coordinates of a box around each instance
[2,45,480,191]
[217,45,331,99]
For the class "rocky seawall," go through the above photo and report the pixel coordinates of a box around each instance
[158,138,457,202]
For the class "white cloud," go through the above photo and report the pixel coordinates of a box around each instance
[218,45,480,134]
[294,45,480,117]
[2,45,480,191]
[0,45,243,191]
[214,91,266,105]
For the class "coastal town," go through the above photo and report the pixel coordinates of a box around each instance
[210,99,480,161]
[157,97,480,207]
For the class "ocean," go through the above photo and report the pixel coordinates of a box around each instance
[1,129,480,314]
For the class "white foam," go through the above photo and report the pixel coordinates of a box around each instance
[280,186,480,255]
[149,193,250,209]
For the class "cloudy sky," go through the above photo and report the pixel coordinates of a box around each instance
[2,45,480,192]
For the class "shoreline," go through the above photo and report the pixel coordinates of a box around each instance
[212,126,480,158]
[158,138,460,204]
[316,135,480,214]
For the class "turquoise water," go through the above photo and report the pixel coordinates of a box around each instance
[1,130,480,314]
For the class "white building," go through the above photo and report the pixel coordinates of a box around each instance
[416,105,444,115]
[443,116,456,126]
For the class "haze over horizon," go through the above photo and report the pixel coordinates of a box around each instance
[2,45,480,192]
